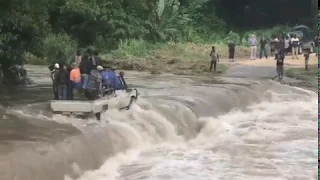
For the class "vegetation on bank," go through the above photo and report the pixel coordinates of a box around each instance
[285,65,318,87]
[0,0,317,75]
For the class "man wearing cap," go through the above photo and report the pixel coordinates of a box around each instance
[50,63,60,99]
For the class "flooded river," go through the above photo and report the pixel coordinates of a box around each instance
[0,65,317,180]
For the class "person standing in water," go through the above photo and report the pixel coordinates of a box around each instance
[209,46,219,72]
[228,40,236,62]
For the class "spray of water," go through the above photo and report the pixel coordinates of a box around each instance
[2,81,317,180]
[70,85,317,180]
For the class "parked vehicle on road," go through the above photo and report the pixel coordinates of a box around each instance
[289,25,316,53]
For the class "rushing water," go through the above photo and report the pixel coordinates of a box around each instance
[0,65,317,180]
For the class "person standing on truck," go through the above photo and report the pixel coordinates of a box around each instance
[291,34,300,59]
[69,62,82,99]
[50,63,60,100]
[54,64,69,100]
[110,67,123,90]
[87,49,101,73]
[119,71,127,89]
[85,65,103,100]
[79,54,90,90]
[101,66,111,88]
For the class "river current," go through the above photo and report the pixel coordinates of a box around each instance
[0,65,317,180]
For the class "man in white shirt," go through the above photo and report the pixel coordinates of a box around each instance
[291,34,300,59]
[248,34,258,60]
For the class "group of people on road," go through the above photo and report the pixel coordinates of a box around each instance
[209,33,312,80]
[50,49,128,100]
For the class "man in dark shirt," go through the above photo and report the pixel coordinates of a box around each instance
[228,41,236,62]
[54,64,69,100]
[275,50,285,80]
[260,37,268,59]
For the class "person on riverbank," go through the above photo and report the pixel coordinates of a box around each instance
[303,49,310,70]
[269,37,278,57]
[228,41,236,62]
[259,36,268,59]
[54,64,69,100]
[248,34,257,60]
[209,46,219,72]
[291,34,300,59]
[275,50,285,80]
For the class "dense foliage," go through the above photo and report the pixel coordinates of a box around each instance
[0,0,316,66]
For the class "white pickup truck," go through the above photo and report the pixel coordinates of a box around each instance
[50,88,139,120]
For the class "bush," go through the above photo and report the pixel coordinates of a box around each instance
[23,52,47,65]
[42,33,78,64]
[111,39,159,59]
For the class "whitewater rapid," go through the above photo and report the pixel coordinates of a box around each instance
[64,81,316,180]
[1,69,317,180]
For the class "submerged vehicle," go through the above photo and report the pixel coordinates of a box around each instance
[49,64,139,120]
[50,88,139,120]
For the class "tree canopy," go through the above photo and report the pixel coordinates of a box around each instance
[0,0,316,67]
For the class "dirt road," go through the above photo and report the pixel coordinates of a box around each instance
[229,54,318,68]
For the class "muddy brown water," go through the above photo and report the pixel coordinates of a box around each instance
[0,65,317,180]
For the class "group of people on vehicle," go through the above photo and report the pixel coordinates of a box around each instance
[50,49,128,100]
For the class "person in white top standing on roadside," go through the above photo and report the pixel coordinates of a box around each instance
[248,34,258,60]
[291,34,300,59]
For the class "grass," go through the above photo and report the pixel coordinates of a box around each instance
[100,39,250,75]
[285,65,318,87]
[286,65,318,80]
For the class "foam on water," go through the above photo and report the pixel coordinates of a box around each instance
[2,79,317,180]
[71,85,317,180]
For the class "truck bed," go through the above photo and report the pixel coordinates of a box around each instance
[50,89,138,114]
